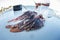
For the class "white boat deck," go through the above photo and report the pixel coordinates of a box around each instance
[0,7,60,40]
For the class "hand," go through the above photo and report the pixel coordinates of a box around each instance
[35,3,41,9]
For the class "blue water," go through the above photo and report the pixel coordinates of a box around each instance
[0,6,60,40]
